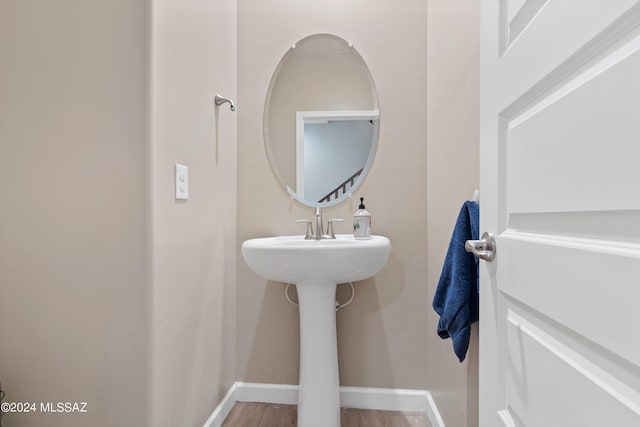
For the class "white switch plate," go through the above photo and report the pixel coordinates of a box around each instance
[175,164,188,200]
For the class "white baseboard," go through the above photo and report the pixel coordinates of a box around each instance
[339,385,429,412]
[203,382,445,427]
[235,382,299,405]
[202,383,238,427]
[425,391,446,427]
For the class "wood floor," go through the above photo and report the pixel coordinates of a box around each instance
[221,402,433,427]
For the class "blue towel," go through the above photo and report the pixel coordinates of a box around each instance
[432,201,479,362]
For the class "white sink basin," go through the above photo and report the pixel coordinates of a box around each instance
[241,234,391,427]
[241,234,391,285]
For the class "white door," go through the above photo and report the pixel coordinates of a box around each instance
[480,1,640,426]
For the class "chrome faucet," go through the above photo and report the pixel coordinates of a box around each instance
[315,207,324,239]
[296,207,344,240]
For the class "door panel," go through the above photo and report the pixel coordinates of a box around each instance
[497,1,640,104]
[507,47,640,214]
[504,310,640,426]
[480,1,640,426]
[499,232,640,366]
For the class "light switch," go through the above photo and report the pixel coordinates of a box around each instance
[175,164,188,200]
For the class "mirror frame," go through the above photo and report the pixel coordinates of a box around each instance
[263,33,380,208]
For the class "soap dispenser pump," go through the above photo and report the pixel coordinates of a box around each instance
[353,197,372,239]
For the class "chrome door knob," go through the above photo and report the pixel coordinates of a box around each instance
[465,232,496,262]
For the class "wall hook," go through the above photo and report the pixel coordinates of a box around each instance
[214,94,236,111]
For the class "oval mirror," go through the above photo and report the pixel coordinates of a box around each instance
[264,34,380,207]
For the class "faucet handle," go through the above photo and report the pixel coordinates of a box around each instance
[326,219,344,239]
[295,219,314,240]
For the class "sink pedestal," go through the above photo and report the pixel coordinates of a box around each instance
[296,279,340,427]
[241,234,392,427]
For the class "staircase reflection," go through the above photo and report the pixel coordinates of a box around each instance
[318,168,364,203]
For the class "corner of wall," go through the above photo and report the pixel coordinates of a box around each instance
[426,0,480,426]
[148,0,237,425]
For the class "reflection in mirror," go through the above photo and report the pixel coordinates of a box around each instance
[264,34,379,207]
[296,110,379,203]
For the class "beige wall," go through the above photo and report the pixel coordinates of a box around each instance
[149,0,237,426]
[0,0,237,426]
[427,1,480,426]
[238,2,479,427]
[237,0,430,389]
[0,1,149,426]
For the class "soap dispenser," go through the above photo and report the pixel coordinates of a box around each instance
[353,197,372,239]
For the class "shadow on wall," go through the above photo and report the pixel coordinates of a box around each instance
[336,248,407,388]
[219,228,237,400]
[245,281,301,384]
[466,323,479,426]
[354,249,405,311]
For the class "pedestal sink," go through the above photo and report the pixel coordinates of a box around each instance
[241,234,391,427]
